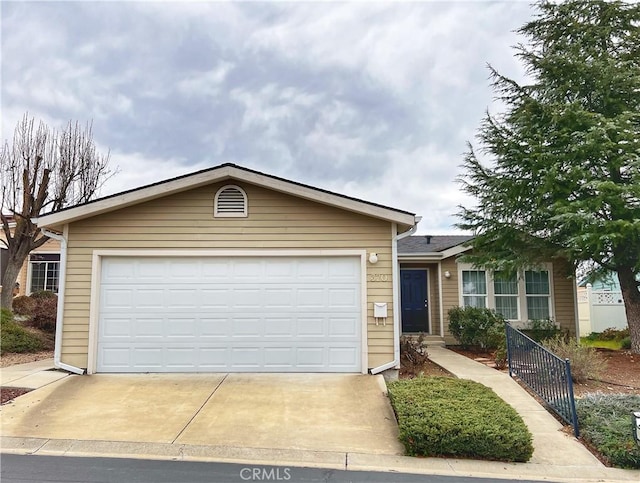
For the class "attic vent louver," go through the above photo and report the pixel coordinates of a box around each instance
[214,185,248,218]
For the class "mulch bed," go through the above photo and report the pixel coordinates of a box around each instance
[1,387,33,405]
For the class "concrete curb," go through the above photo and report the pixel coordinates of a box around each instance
[2,436,640,482]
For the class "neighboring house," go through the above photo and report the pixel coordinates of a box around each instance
[0,223,61,297]
[577,271,632,336]
[33,163,578,376]
[398,235,578,344]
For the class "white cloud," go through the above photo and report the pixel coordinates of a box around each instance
[1,1,536,234]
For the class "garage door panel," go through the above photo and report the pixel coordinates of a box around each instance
[97,256,362,373]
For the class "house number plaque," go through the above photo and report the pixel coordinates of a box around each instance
[367,274,390,282]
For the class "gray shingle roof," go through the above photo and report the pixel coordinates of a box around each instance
[398,235,474,254]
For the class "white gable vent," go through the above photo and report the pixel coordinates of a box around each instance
[214,185,248,217]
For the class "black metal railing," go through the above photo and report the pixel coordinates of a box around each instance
[505,323,579,437]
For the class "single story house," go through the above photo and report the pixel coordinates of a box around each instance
[33,163,578,375]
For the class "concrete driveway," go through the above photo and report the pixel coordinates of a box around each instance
[0,373,403,455]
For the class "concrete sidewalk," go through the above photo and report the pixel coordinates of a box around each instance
[0,359,68,389]
[2,353,640,483]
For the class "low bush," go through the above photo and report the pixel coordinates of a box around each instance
[598,327,629,341]
[620,337,631,350]
[400,334,429,376]
[521,319,561,342]
[12,295,36,316]
[542,336,607,383]
[0,308,44,354]
[576,393,640,469]
[448,306,505,349]
[29,290,57,300]
[29,295,58,332]
[388,377,533,462]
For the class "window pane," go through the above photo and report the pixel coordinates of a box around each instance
[30,262,46,292]
[494,271,518,295]
[525,271,550,295]
[463,295,487,308]
[527,296,550,320]
[495,296,518,319]
[46,262,60,292]
[462,270,486,295]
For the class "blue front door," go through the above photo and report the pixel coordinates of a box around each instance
[400,269,429,333]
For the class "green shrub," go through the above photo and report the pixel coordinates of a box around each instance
[542,336,607,383]
[12,295,36,316]
[576,393,640,469]
[522,319,561,342]
[620,337,631,350]
[0,308,44,354]
[448,306,506,349]
[388,377,533,462]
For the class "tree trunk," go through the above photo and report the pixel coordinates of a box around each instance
[617,266,640,354]
[0,240,33,311]
[1,256,23,310]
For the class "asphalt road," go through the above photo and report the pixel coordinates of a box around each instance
[0,454,555,483]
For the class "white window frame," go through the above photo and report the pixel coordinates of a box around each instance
[460,268,488,308]
[457,263,554,323]
[214,184,248,218]
[27,252,61,295]
[493,270,520,321]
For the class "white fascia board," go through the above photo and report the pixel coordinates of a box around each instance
[398,253,444,261]
[439,244,472,259]
[34,165,415,229]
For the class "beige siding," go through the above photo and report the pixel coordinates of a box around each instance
[61,181,396,370]
[552,258,578,336]
[440,257,460,344]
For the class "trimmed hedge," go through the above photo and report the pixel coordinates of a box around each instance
[576,394,640,469]
[0,308,44,354]
[388,377,533,462]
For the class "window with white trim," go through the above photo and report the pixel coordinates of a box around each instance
[493,271,519,320]
[458,264,553,321]
[525,270,551,320]
[29,253,60,294]
[214,185,248,217]
[462,270,487,308]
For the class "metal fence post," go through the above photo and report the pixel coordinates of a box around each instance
[565,358,580,437]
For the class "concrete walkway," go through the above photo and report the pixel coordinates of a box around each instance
[0,359,68,388]
[2,354,640,483]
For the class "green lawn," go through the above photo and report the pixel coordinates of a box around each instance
[580,338,623,350]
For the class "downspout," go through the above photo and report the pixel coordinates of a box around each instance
[370,215,421,375]
[41,227,85,375]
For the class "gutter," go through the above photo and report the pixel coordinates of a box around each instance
[370,216,421,375]
[40,227,85,375]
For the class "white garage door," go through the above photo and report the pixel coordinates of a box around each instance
[97,256,362,373]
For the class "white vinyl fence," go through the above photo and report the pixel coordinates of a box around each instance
[577,284,627,336]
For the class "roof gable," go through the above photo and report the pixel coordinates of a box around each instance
[34,163,416,230]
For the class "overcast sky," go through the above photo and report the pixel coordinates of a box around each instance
[1,1,535,234]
